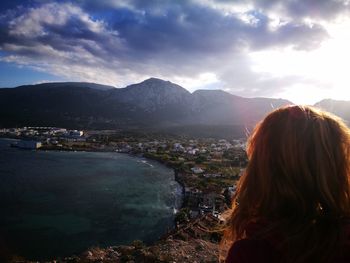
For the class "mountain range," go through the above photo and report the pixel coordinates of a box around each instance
[0,78,347,138]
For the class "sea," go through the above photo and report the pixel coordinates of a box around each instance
[0,138,182,260]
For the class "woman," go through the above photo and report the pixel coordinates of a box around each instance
[223,105,350,263]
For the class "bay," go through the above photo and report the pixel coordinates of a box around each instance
[0,138,182,260]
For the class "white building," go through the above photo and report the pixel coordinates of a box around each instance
[191,167,204,174]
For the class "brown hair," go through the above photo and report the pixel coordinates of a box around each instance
[222,105,350,262]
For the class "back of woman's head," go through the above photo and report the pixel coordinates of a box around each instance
[224,105,350,262]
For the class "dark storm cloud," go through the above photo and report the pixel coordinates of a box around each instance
[76,0,330,53]
[111,5,326,53]
[80,0,350,21]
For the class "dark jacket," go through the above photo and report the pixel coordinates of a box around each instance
[225,222,350,263]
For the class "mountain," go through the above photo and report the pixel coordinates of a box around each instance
[0,78,294,137]
[13,82,115,91]
[106,78,194,126]
[114,78,192,110]
[191,90,289,126]
[315,99,350,124]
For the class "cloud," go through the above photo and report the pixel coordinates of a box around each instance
[0,0,335,97]
[196,0,350,21]
[250,0,350,21]
[0,3,130,85]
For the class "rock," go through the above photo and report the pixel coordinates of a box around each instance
[82,250,93,258]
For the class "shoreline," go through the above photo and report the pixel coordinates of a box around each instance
[2,137,187,207]
[2,137,187,209]
[2,137,186,208]
[0,138,186,260]
[39,144,187,207]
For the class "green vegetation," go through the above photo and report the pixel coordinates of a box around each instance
[175,208,190,224]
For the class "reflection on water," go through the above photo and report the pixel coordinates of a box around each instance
[0,138,182,260]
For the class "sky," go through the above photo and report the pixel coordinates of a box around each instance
[0,0,350,104]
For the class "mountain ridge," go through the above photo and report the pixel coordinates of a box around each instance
[12,82,116,91]
[2,78,346,138]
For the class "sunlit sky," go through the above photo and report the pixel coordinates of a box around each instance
[1,0,350,104]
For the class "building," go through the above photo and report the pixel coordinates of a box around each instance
[17,140,42,149]
[191,167,204,174]
[69,130,84,137]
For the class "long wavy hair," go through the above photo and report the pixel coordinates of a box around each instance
[222,105,350,262]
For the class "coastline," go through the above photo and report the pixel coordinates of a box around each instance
[39,144,187,209]
[0,137,225,262]
[40,145,188,246]
[2,136,186,209]
[2,137,192,216]
[1,139,186,257]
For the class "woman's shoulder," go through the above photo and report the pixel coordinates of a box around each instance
[225,238,279,263]
[225,219,350,263]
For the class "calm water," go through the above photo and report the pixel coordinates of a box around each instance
[0,138,182,260]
